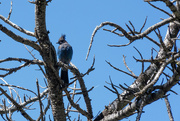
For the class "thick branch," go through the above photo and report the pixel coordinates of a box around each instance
[99,67,180,121]
[64,89,92,119]
[0,15,35,37]
[135,51,180,96]
[73,65,94,119]
[0,24,41,52]
[58,61,93,119]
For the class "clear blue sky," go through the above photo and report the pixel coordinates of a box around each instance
[0,0,180,121]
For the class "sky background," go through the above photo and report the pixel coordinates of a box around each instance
[0,0,180,121]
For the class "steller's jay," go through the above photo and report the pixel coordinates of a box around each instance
[57,35,73,86]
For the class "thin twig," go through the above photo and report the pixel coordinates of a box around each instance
[109,76,120,102]
[129,21,135,32]
[24,45,46,77]
[123,55,137,77]
[86,21,133,60]
[125,23,135,36]
[3,99,11,121]
[37,97,51,121]
[106,60,138,79]
[164,96,174,121]
[119,83,136,93]
[145,35,161,47]
[72,55,95,80]
[66,80,77,114]
[136,96,146,121]
[36,79,44,121]
[140,16,148,33]
[0,80,37,96]
[104,85,116,94]
[63,86,94,96]
[154,29,168,52]
[0,87,34,121]
[0,57,44,65]
[133,47,144,73]
[7,1,13,20]
[0,62,31,77]
[148,2,173,17]
[105,81,122,90]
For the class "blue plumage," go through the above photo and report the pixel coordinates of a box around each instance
[57,35,73,85]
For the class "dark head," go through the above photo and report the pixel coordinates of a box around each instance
[56,34,66,44]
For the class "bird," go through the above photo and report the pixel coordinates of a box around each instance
[57,35,73,86]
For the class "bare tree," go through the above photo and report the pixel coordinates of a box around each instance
[0,0,180,121]
[87,0,180,121]
[0,0,93,121]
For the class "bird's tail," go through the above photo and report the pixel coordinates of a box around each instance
[61,69,69,86]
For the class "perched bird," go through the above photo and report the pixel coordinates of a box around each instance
[57,35,73,86]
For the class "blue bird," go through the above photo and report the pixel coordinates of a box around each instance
[57,35,73,85]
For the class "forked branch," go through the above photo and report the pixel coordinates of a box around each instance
[86,17,175,60]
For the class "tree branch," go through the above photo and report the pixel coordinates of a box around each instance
[0,57,44,65]
[0,15,35,37]
[0,57,44,77]
[7,1,13,20]
[164,96,174,121]
[106,60,138,79]
[94,15,180,121]
[36,79,44,121]
[0,62,32,77]
[0,87,34,121]
[0,24,41,52]
[0,88,48,115]
[69,63,93,120]
[145,0,180,20]
[57,61,93,119]
[64,89,92,119]
[98,67,180,121]
[148,2,173,17]
[86,17,175,60]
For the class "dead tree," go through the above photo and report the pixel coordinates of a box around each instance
[0,0,180,121]
[85,1,180,121]
[0,0,94,121]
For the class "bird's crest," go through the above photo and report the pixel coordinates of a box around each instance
[59,34,66,41]
[57,34,66,44]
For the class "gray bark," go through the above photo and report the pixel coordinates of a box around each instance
[35,0,66,121]
[94,20,180,121]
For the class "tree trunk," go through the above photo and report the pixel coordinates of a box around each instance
[35,0,66,120]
